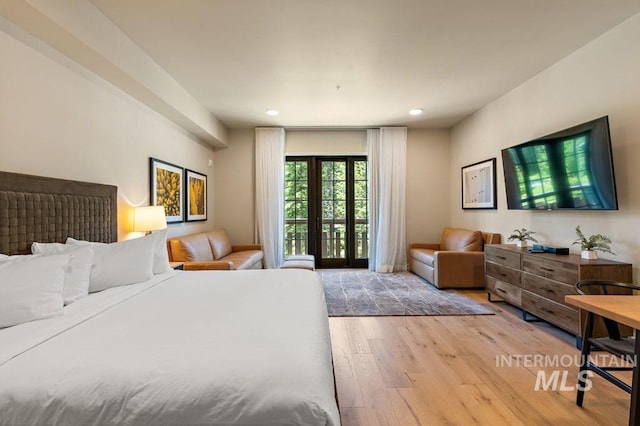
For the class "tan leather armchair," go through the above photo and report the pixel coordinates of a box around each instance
[409,227,500,289]
[167,229,263,270]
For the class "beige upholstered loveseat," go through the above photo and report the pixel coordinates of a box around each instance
[409,227,500,289]
[167,229,263,270]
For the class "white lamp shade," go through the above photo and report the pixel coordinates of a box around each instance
[132,206,167,232]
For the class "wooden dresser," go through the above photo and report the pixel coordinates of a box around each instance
[485,244,633,336]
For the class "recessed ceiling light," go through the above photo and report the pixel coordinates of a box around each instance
[409,108,423,116]
[266,109,279,116]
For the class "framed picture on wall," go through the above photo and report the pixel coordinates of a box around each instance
[150,158,184,223]
[461,158,497,209]
[185,169,207,222]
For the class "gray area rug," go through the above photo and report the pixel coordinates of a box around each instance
[319,270,494,316]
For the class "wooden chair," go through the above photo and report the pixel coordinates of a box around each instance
[575,280,640,407]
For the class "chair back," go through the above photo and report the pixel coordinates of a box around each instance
[576,280,640,340]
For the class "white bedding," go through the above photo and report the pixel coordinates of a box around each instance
[0,269,340,426]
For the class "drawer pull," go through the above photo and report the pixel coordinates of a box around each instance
[497,288,507,293]
[540,267,555,272]
[497,256,507,260]
[500,273,507,277]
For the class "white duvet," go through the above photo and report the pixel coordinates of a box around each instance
[0,269,340,426]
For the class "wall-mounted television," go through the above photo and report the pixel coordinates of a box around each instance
[501,116,618,210]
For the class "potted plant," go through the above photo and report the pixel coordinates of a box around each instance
[507,228,538,248]
[572,226,615,260]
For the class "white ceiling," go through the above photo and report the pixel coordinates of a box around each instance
[90,0,640,129]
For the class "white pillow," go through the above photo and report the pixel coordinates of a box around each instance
[0,254,68,328]
[67,229,171,275]
[148,228,172,274]
[66,236,154,292]
[31,243,94,305]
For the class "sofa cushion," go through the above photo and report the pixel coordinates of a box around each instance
[409,248,435,268]
[169,234,214,262]
[207,229,233,260]
[221,250,263,270]
[440,227,483,252]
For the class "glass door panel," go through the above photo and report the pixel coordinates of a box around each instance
[353,160,368,260]
[284,160,309,257]
[320,160,347,264]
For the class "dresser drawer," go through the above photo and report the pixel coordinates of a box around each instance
[486,276,521,306]
[522,273,577,306]
[486,262,521,286]
[522,255,578,285]
[522,291,579,334]
[485,246,521,269]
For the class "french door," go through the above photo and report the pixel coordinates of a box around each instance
[284,156,368,268]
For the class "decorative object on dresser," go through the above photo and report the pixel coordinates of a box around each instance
[507,228,538,248]
[529,244,570,255]
[572,225,614,260]
[485,244,632,344]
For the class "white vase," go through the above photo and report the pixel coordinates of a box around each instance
[581,250,597,260]
[516,240,527,248]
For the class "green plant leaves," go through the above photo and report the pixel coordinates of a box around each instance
[572,225,615,254]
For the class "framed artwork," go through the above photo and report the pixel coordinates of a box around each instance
[461,158,497,209]
[185,169,207,222]
[150,158,184,223]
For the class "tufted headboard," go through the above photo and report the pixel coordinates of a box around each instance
[0,171,117,255]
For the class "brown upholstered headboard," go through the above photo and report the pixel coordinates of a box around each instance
[0,171,117,255]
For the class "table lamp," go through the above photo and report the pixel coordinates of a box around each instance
[132,206,167,234]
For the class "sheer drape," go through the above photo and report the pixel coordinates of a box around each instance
[367,127,407,272]
[255,128,285,269]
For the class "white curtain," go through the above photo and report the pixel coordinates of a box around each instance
[367,127,407,272]
[255,128,285,269]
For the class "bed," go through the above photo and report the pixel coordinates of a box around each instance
[0,171,340,426]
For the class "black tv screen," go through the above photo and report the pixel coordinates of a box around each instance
[501,116,618,210]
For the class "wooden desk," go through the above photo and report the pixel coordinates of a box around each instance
[566,295,640,426]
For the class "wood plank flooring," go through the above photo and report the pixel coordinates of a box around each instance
[329,289,630,425]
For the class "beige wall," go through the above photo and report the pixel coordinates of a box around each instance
[406,129,451,245]
[213,128,256,244]
[214,128,452,248]
[0,25,216,240]
[286,130,367,155]
[450,13,640,278]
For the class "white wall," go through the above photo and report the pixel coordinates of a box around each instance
[213,128,452,248]
[0,25,216,240]
[450,13,640,278]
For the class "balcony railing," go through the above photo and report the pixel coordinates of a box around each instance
[284,219,368,259]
